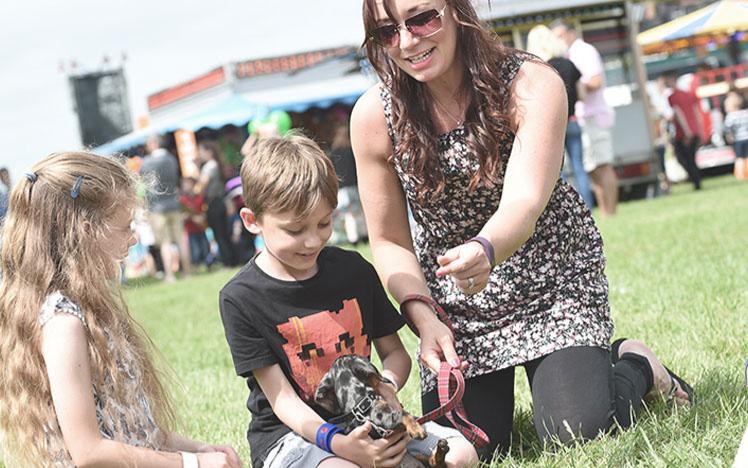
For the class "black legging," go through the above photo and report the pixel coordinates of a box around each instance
[207,198,238,267]
[421,345,653,461]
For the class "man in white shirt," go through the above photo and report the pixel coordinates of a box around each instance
[552,20,619,217]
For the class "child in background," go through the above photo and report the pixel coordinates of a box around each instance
[219,134,478,468]
[132,207,163,278]
[225,175,256,263]
[124,208,155,280]
[0,152,242,468]
[180,176,212,268]
[724,91,748,180]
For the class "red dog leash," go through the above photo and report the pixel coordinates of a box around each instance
[400,294,490,447]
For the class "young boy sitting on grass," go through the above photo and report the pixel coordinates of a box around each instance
[219,132,478,468]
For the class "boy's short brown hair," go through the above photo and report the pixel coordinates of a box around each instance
[240,131,339,219]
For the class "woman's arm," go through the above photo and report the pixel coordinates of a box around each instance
[253,364,409,467]
[41,315,240,468]
[436,61,567,292]
[350,88,462,373]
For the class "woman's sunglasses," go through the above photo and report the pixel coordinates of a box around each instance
[368,4,448,48]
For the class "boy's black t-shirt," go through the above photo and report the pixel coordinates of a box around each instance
[219,246,405,468]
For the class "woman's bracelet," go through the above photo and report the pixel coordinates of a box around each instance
[315,422,341,453]
[468,235,496,267]
[399,294,454,337]
[179,451,199,468]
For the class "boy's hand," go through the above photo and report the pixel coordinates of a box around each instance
[332,422,410,468]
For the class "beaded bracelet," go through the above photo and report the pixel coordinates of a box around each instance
[468,236,495,267]
[315,422,341,453]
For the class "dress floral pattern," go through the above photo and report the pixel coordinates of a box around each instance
[380,52,614,394]
[39,292,163,467]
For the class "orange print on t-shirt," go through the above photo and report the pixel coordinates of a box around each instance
[276,299,370,401]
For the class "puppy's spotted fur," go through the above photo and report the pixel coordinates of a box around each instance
[315,355,449,468]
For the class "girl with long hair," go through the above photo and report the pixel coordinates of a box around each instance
[0,152,242,467]
[351,0,693,461]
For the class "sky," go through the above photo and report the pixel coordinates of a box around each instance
[0,0,366,185]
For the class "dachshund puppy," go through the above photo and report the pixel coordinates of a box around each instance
[315,355,449,468]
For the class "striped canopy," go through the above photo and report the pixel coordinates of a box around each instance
[638,0,748,47]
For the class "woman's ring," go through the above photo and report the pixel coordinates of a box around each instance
[467,277,475,289]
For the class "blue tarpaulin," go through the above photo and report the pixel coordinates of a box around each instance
[93,74,374,155]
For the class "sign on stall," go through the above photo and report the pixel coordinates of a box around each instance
[174,129,200,179]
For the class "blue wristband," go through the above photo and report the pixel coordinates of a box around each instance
[325,425,341,452]
[315,423,341,453]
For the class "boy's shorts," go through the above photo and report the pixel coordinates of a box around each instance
[262,421,464,468]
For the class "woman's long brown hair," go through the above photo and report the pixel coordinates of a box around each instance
[362,0,516,203]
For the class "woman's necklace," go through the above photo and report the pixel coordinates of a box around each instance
[432,94,465,129]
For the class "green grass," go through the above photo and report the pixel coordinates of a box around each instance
[3,175,746,467]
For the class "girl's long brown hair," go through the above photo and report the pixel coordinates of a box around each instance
[362,0,516,203]
[0,152,175,466]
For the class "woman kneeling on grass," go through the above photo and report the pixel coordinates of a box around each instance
[350,0,694,462]
[0,152,242,468]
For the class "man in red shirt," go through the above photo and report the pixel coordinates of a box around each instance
[663,72,705,190]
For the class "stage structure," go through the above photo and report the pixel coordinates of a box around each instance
[69,68,133,147]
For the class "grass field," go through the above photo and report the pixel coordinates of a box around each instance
[3,175,747,467]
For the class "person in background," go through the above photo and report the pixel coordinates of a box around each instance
[724,90,748,180]
[0,151,242,468]
[662,71,706,190]
[224,175,256,263]
[330,122,368,244]
[140,135,192,281]
[526,24,594,208]
[649,74,675,193]
[197,140,239,267]
[180,177,212,268]
[0,167,10,222]
[552,20,619,217]
[131,208,161,279]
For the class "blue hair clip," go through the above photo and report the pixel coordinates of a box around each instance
[25,172,38,183]
[71,176,84,199]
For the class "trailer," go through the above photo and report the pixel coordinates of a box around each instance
[478,0,659,197]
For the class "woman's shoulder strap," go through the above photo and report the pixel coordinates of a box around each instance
[38,291,88,329]
[377,84,398,149]
[500,49,538,85]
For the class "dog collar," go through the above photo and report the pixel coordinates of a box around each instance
[350,391,394,439]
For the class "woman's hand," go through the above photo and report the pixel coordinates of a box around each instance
[196,444,243,468]
[412,306,467,374]
[436,241,492,294]
[332,423,411,468]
